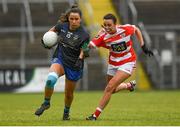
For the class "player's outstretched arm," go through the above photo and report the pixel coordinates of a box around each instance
[135,26,154,57]
[49,26,57,32]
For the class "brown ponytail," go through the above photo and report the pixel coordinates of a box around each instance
[58,13,68,23]
[71,4,78,9]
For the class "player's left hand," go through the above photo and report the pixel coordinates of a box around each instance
[141,44,154,57]
[83,48,90,58]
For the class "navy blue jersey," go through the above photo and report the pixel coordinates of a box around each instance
[53,22,90,70]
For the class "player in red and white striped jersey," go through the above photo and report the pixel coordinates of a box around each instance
[86,13,153,120]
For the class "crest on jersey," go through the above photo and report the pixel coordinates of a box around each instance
[111,41,127,52]
[66,32,73,38]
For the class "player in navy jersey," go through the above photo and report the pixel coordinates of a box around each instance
[35,4,90,120]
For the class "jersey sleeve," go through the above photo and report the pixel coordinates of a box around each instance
[90,29,106,47]
[81,35,90,50]
[54,23,63,33]
[81,35,90,57]
[124,24,136,35]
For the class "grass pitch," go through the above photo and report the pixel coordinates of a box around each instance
[0,90,180,126]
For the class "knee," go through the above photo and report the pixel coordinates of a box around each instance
[46,72,58,89]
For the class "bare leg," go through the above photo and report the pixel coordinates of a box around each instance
[86,70,130,119]
[62,78,76,120]
[86,70,134,120]
[35,64,64,116]
[113,82,132,93]
[64,78,76,108]
[107,75,133,94]
[44,63,64,99]
[98,70,130,110]
[113,68,136,93]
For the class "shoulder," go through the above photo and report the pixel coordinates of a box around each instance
[95,28,106,38]
[79,26,90,38]
[92,28,106,42]
[79,25,89,33]
[120,24,136,29]
[55,22,68,29]
[98,28,106,34]
[118,24,136,34]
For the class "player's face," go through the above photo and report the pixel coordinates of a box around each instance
[103,19,116,34]
[68,12,81,30]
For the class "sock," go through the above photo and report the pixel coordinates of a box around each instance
[64,106,70,114]
[44,87,54,103]
[93,107,102,118]
[43,98,50,105]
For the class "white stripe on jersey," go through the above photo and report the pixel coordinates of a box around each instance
[90,41,97,48]
[106,35,131,46]
[104,27,125,40]
[110,52,132,62]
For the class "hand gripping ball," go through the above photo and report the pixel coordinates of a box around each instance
[43,31,58,47]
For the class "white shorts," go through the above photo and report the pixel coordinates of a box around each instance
[107,61,136,76]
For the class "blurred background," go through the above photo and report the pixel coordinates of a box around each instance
[0,0,180,93]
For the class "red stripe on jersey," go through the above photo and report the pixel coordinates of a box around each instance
[126,41,131,47]
[91,32,106,47]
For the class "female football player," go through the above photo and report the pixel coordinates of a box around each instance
[35,4,90,120]
[86,13,153,120]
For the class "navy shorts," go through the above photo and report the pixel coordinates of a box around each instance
[51,57,83,82]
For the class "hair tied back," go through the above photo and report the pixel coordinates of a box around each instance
[71,4,78,9]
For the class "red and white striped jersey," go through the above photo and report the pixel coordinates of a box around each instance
[90,24,136,66]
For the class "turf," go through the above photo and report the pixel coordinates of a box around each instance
[0,90,180,126]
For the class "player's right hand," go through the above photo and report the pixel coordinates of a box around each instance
[83,48,90,58]
[141,44,154,57]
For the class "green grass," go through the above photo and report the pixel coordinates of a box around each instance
[0,90,180,126]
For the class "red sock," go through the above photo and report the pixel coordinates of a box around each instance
[93,107,102,118]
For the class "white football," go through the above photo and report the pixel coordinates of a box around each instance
[43,31,58,47]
